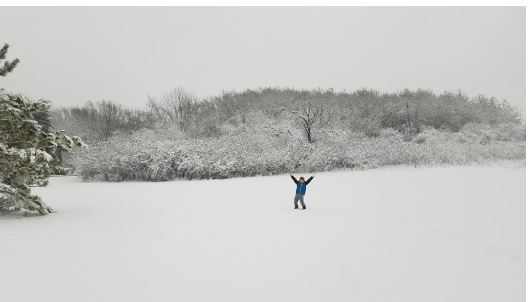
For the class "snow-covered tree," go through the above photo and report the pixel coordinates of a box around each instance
[0,94,86,215]
[0,43,86,215]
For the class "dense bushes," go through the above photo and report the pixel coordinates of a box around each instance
[72,123,525,182]
[60,87,524,182]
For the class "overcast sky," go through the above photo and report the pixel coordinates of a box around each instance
[0,7,525,111]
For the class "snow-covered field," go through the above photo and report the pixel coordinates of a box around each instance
[1,165,525,302]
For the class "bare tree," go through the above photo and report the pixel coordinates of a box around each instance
[290,100,332,143]
[96,100,124,139]
[147,87,197,131]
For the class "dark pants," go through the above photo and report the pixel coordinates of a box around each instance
[294,194,306,209]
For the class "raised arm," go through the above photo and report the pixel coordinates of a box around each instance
[290,175,298,184]
[305,176,314,185]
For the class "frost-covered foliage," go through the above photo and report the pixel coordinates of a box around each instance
[53,87,523,144]
[54,86,525,182]
[0,94,86,215]
[73,123,525,182]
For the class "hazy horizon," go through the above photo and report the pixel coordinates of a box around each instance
[0,6,525,112]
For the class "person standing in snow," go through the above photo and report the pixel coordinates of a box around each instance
[290,175,314,210]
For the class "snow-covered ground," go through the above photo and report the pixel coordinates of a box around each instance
[0,165,525,302]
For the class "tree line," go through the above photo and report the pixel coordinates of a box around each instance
[51,87,522,143]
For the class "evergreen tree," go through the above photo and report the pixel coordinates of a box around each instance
[0,44,19,77]
[0,44,86,215]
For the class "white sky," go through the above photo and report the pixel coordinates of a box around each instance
[0,7,525,111]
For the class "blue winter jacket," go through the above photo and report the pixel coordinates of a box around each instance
[291,175,314,195]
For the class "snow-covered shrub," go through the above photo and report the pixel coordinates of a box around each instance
[71,123,525,182]
[350,117,381,138]
[461,123,526,143]
[379,128,403,141]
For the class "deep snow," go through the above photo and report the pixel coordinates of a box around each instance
[0,166,525,302]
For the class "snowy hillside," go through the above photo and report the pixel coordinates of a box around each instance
[0,166,524,302]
